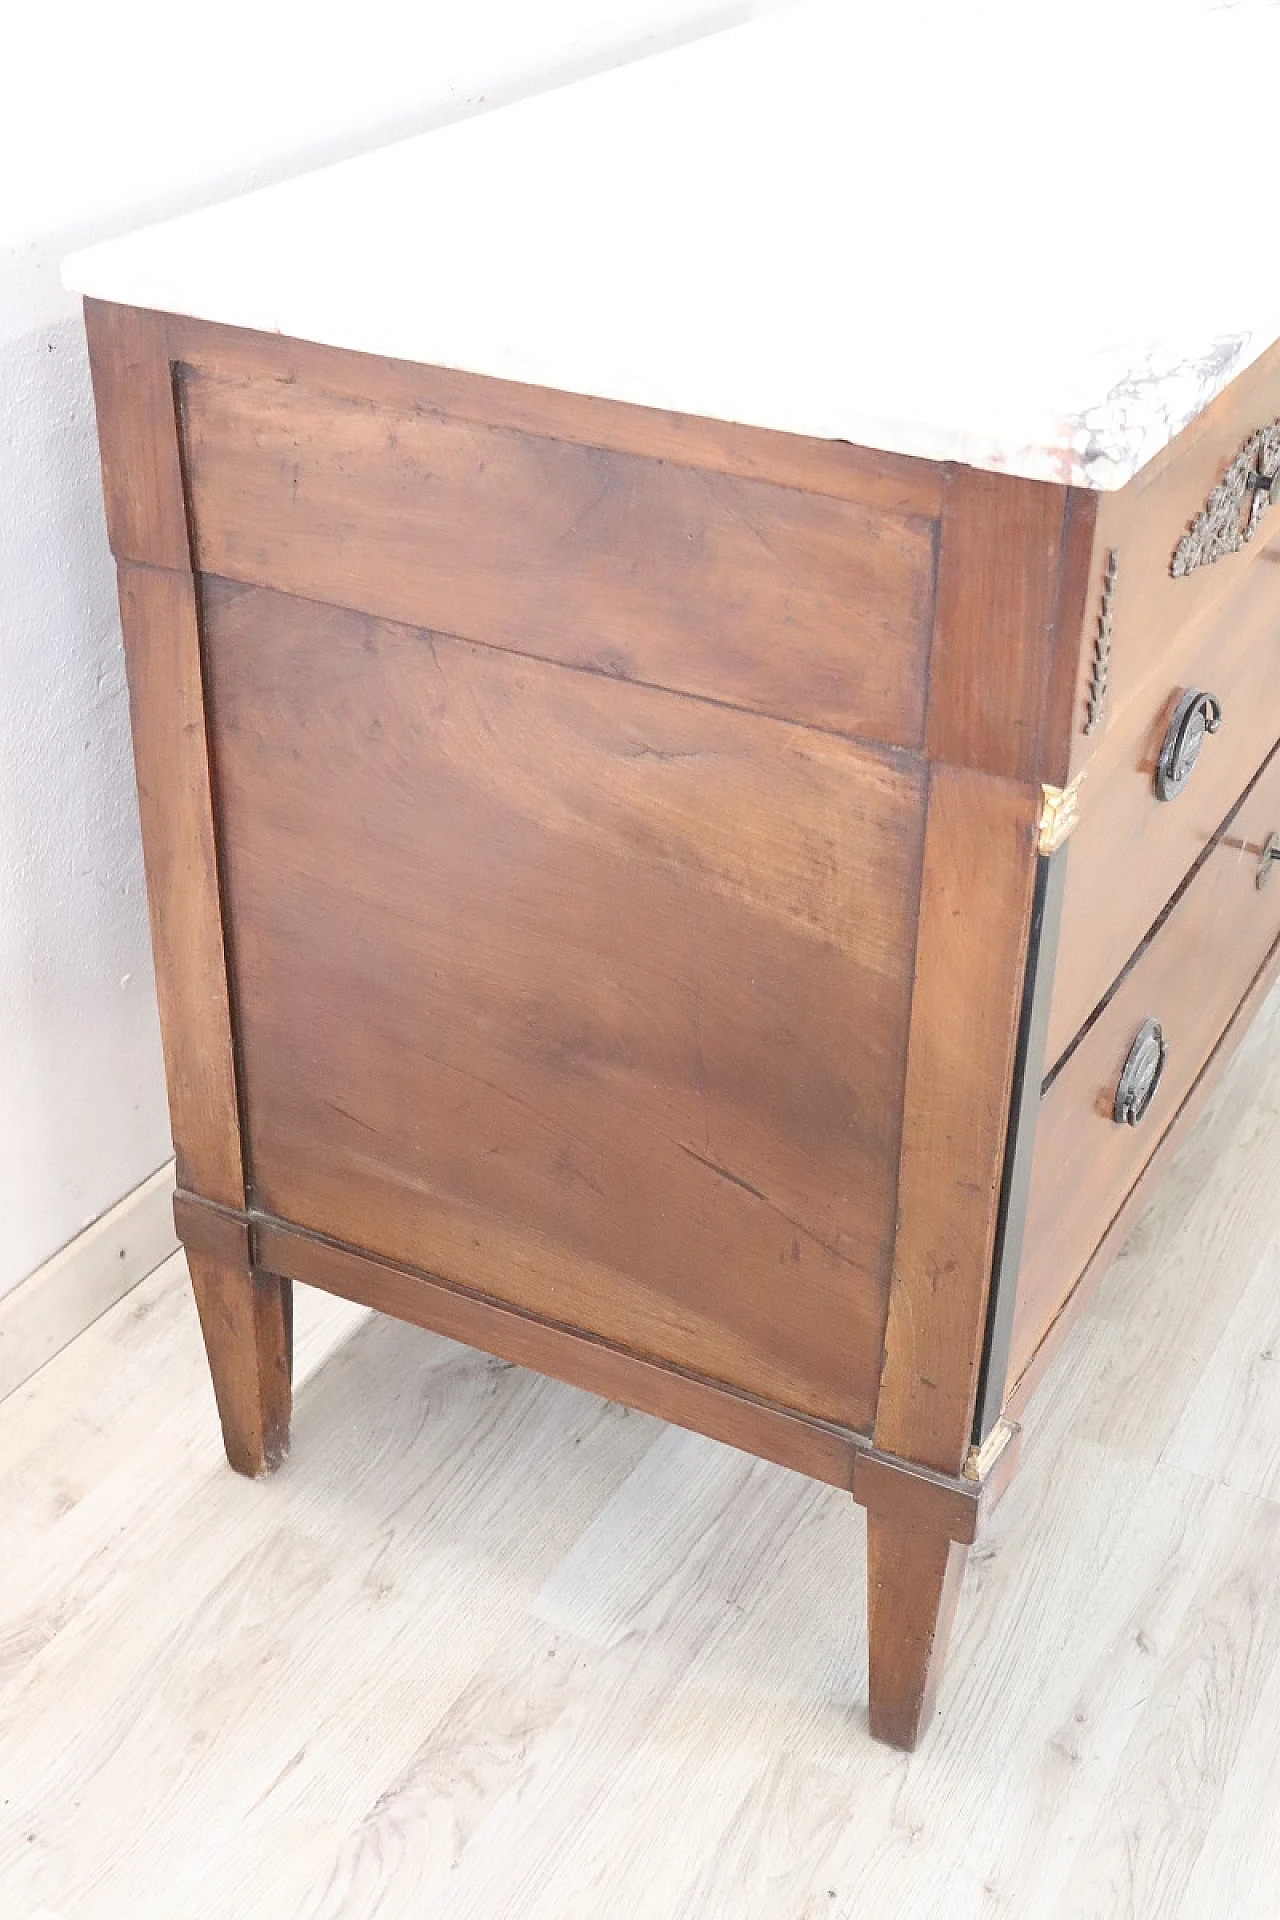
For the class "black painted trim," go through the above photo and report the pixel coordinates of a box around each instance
[972,845,1069,1443]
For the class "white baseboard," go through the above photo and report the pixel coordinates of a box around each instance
[0,1160,178,1404]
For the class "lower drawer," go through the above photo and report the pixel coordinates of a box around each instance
[1048,548,1280,1069]
[1010,735,1280,1380]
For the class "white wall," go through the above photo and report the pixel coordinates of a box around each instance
[0,0,793,1299]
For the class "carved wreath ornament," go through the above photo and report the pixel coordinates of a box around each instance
[1170,421,1280,577]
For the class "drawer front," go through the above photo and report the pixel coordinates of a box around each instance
[1075,334,1280,769]
[1049,520,1280,1066]
[1012,734,1280,1382]
[180,364,937,751]
[204,579,928,1431]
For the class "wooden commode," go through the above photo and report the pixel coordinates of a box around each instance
[65,2,1280,1747]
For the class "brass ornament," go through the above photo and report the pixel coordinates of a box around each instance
[1170,420,1280,577]
[1038,773,1084,855]
[962,1417,1019,1485]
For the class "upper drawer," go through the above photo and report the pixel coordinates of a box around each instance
[1073,337,1280,768]
[178,365,938,750]
[1049,550,1280,1064]
[1011,733,1280,1384]
[1048,343,1280,1065]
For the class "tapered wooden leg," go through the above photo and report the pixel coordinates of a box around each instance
[866,1510,969,1751]
[188,1249,292,1477]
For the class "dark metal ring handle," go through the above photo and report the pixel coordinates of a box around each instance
[1258,833,1280,890]
[1155,689,1223,802]
[1113,1018,1168,1127]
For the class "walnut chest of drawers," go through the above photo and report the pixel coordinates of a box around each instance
[66,3,1280,1748]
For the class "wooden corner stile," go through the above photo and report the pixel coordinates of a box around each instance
[926,469,1097,788]
[856,759,1041,1747]
[84,299,290,1475]
[874,764,1040,1475]
[84,301,242,1209]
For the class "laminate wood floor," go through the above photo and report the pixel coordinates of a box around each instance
[5,992,1280,1919]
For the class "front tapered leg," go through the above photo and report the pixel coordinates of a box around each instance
[188,1249,292,1477]
[866,1510,969,1750]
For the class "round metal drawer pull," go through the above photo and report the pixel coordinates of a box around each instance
[1258,833,1280,890]
[1155,689,1223,802]
[1113,1018,1168,1127]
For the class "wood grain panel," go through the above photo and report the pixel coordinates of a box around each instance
[873,765,1040,1474]
[1012,739,1280,1380]
[167,314,946,518]
[180,366,937,748]
[203,580,928,1429]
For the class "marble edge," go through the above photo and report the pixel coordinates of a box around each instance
[60,240,1280,494]
[1043,329,1274,491]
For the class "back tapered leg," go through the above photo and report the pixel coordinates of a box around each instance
[188,1248,292,1477]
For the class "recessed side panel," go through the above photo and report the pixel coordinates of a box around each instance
[203,580,928,1431]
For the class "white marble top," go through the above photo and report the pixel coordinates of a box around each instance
[64,0,1280,490]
